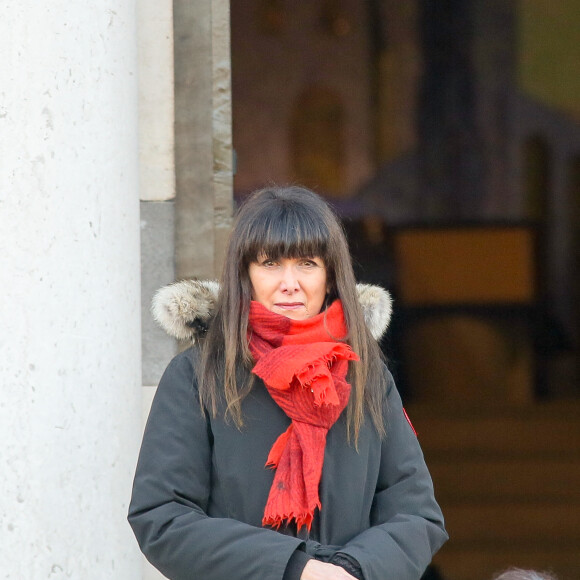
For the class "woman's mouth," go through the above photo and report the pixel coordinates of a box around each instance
[275,302,304,310]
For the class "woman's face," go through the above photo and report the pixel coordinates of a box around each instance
[248,254,328,320]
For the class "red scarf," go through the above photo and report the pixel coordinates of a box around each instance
[248,299,359,531]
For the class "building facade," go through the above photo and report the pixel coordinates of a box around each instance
[1,1,232,578]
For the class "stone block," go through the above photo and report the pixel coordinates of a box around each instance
[141,200,176,385]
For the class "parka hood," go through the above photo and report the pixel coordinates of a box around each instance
[152,280,392,343]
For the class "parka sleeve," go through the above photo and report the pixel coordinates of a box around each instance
[127,350,305,580]
[336,369,448,580]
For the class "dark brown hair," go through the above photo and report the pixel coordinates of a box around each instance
[198,186,386,440]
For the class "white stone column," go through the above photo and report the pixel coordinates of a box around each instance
[0,2,142,578]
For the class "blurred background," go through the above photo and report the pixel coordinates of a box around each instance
[2,1,579,579]
[229,2,580,578]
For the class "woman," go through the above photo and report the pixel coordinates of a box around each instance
[128,186,448,580]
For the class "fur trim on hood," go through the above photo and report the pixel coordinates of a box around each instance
[152,280,393,344]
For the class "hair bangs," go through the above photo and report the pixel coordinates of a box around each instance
[241,202,329,265]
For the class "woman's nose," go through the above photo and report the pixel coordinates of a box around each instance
[280,265,299,293]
